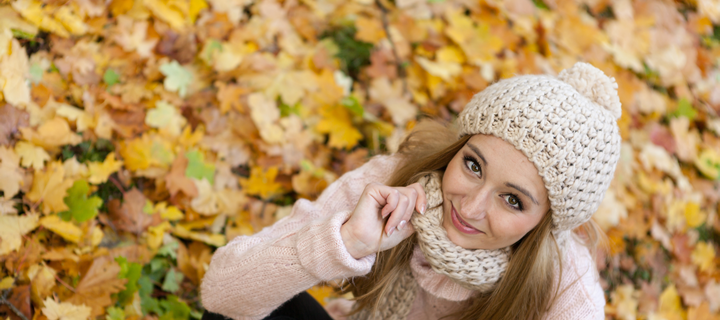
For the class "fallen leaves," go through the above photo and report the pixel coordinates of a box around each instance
[0,0,717,319]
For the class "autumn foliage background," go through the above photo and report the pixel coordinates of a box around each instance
[0,0,720,318]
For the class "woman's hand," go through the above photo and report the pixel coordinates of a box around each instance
[340,182,427,259]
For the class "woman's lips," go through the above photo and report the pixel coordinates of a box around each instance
[451,205,483,235]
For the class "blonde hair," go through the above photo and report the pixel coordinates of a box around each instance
[340,119,606,320]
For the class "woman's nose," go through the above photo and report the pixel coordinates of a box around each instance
[461,187,492,220]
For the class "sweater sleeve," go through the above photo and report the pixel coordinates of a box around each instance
[199,155,401,320]
[544,239,606,320]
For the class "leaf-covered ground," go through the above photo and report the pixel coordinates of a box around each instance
[0,0,719,319]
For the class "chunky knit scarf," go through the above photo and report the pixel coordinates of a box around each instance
[349,172,511,320]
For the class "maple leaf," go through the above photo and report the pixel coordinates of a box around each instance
[108,188,162,235]
[113,16,158,58]
[369,77,417,126]
[185,149,215,184]
[315,104,363,149]
[240,166,283,199]
[247,92,285,144]
[691,241,716,272]
[20,117,83,151]
[41,298,92,320]
[146,100,187,136]
[190,178,220,215]
[59,180,102,223]
[67,255,127,318]
[159,60,193,98]
[88,153,123,184]
[0,146,24,199]
[165,153,199,197]
[15,140,50,170]
[27,161,74,214]
[0,213,39,255]
[355,16,386,44]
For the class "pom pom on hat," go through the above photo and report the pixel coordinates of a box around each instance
[557,62,622,119]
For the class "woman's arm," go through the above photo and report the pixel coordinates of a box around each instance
[199,155,400,320]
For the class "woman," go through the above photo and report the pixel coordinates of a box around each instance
[200,62,620,320]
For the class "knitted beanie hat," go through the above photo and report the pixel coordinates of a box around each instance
[457,62,622,233]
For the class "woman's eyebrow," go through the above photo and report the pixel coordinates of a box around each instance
[467,143,487,166]
[505,182,539,205]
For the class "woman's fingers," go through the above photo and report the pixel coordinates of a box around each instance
[407,183,427,214]
[385,187,418,236]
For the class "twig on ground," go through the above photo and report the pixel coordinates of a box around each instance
[375,0,409,97]
[0,289,29,320]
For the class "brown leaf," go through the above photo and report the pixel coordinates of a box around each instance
[108,188,162,235]
[155,30,197,64]
[67,255,126,318]
[0,285,31,320]
[0,104,29,146]
[166,153,198,198]
[177,241,212,285]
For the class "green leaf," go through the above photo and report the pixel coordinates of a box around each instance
[160,60,193,98]
[139,275,163,316]
[669,98,697,121]
[341,96,364,117]
[29,63,44,84]
[116,256,142,305]
[11,28,36,40]
[279,101,301,118]
[185,150,215,184]
[104,69,121,87]
[161,269,184,293]
[202,39,223,62]
[107,306,126,320]
[157,241,179,260]
[60,180,103,223]
[159,295,191,320]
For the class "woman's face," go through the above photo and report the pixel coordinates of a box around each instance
[441,134,550,250]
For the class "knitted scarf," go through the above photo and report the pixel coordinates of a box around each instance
[349,172,511,320]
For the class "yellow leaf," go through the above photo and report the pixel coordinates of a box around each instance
[306,285,336,307]
[315,105,363,149]
[355,16,386,44]
[88,154,124,184]
[156,202,184,221]
[27,161,74,214]
[20,117,83,150]
[605,284,638,320]
[15,141,50,170]
[144,0,186,31]
[54,6,88,36]
[172,224,226,247]
[189,0,208,22]
[190,178,220,215]
[40,215,82,244]
[655,285,685,320]
[0,146,25,199]
[0,277,14,290]
[0,38,31,106]
[11,0,71,38]
[145,100,187,137]
[415,56,462,81]
[247,93,284,144]
[685,202,706,229]
[119,134,174,171]
[28,263,57,299]
[56,104,95,132]
[240,166,283,199]
[42,298,92,320]
[692,241,716,272]
[113,16,158,58]
[147,221,171,250]
[0,213,39,255]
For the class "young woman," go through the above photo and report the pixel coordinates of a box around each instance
[200,62,621,320]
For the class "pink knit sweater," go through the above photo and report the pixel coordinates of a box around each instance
[200,155,607,319]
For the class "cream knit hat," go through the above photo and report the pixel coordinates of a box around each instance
[457,62,622,233]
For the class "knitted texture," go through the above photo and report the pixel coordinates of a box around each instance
[351,172,510,319]
[457,62,622,233]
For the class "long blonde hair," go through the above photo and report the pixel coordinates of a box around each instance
[340,119,605,320]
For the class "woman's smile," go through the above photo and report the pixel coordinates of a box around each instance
[451,204,483,235]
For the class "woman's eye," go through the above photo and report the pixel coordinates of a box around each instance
[465,160,480,173]
[503,194,522,210]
